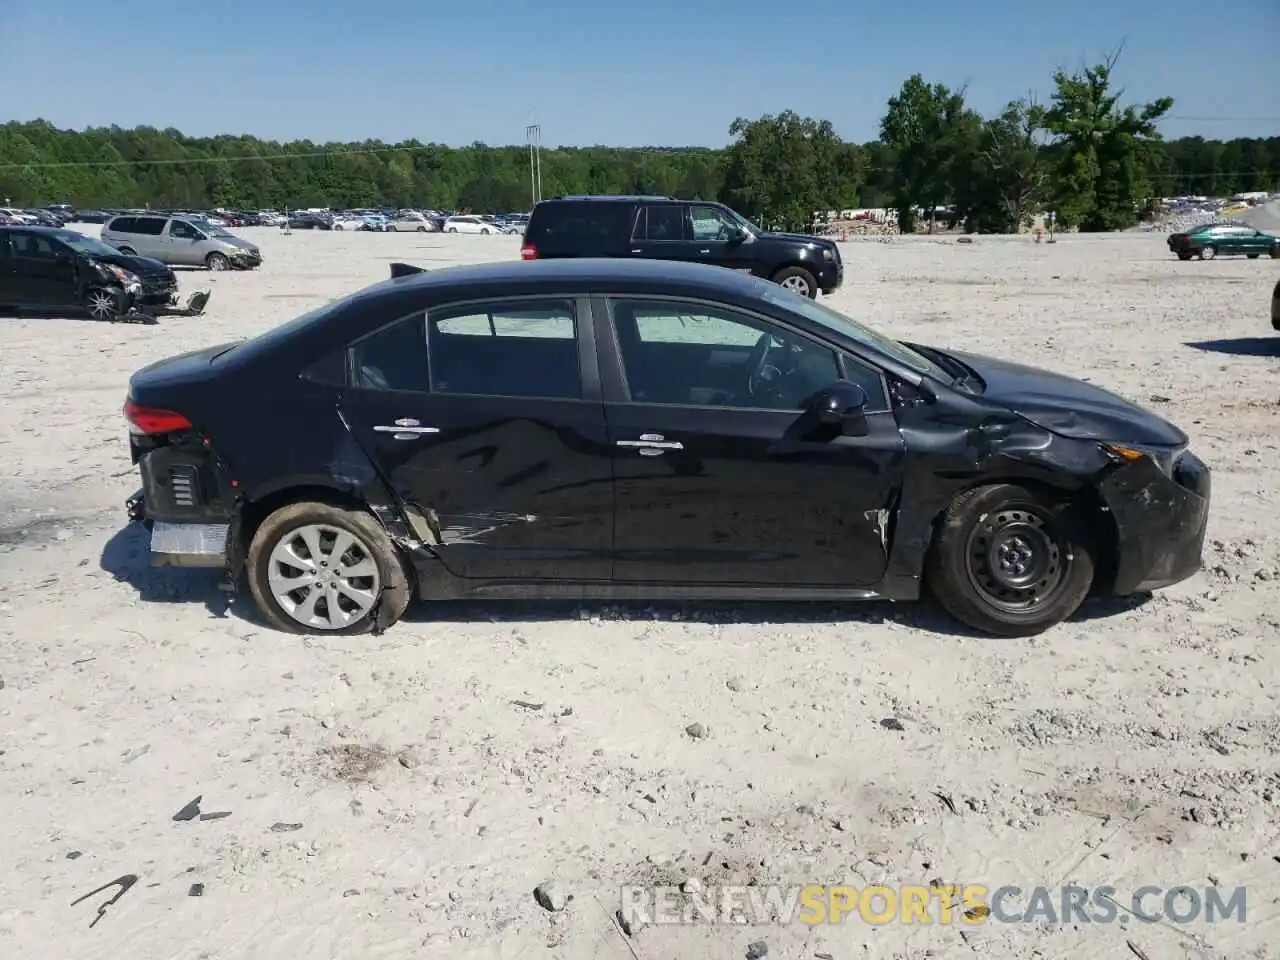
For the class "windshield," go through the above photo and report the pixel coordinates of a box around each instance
[202,224,232,237]
[53,230,125,259]
[725,207,764,235]
[758,284,952,382]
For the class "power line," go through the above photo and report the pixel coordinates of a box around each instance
[0,151,1275,181]
[1164,115,1280,122]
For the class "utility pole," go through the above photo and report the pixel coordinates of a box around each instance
[525,123,542,207]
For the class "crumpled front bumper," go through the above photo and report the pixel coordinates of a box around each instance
[1100,450,1210,595]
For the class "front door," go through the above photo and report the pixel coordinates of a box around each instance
[596,296,905,586]
[339,295,614,582]
[686,203,756,276]
[166,220,203,265]
[8,231,78,307]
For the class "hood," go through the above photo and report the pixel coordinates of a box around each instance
[947,349,1188,446]
[92,251,172,277]
[757,230,832,247]
[216,236,260,254]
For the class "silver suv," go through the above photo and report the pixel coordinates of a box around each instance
[101,214,262,271]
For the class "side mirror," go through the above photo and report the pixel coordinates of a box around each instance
[728,226,749,243]
[808,380,869,434]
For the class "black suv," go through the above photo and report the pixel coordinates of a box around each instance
[520,196,843,298]
[0,226,178,320]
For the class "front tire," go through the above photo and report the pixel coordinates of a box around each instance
[925,483,1095,637]
[1199,245,1217,260]
[206,252,230,271]
[246,501,412,635]
[85,288,120,321]
[772,266,817,298]
[445,227,457,233]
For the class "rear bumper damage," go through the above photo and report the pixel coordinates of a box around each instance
[126,489,228,568]
[1100,451,1210,595]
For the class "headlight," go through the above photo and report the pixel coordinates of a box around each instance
[1101,442,1185,476]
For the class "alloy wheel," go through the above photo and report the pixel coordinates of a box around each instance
[964,507,1068,614]
[86,291,116,320]
[267,523,382,630]
[780,274,812,296]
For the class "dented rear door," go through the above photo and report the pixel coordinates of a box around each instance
[338,298,613,582]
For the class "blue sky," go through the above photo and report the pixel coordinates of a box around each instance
[3,0,1277,146]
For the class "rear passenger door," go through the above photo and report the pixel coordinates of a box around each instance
[629,204,693,265]
[8,231,78,307]
[338,295,614,582]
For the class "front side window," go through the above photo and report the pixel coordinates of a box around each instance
[609,298,842,410]
[429,299,581,399]
[169,220,201,240]
[689,204,738,241]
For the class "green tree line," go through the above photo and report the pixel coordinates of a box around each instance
[1,54,1275,233]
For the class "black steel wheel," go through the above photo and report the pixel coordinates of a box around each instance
[926,483,1095,637]
[964,507,1065,613]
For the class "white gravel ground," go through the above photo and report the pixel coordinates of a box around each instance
[0,228,1277,960]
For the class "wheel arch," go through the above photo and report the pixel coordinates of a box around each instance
[918,472,1119,595]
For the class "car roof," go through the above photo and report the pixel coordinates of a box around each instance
[371,256,769,297]
[543,195,678,204]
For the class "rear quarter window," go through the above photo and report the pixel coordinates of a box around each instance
[527,202,638,253]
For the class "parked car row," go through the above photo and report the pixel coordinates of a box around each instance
[285,209,527,235]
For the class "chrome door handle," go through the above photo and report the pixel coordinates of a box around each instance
[373,425,439,434]
[699,249,710,254]
[616,431,684,454]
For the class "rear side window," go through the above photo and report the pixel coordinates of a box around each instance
[526,202,637,252]
[108,217,136,233]
[429,299,581,399]
[633,205,685,242]
[350,314,429,391]
[124,217,167,236]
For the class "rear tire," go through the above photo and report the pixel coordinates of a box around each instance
[771,266,817,298]
[1270,245,1280,259]
[118,247,137,256]
[246,501,412,635]
[925,483,1095,638]
[1176,252,1192,261]
[1247,253,1259,259]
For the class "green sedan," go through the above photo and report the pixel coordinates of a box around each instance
[1168,223,1280,261]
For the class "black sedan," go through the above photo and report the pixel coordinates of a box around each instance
[121,259,1210,638]
[1,226,178,319]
